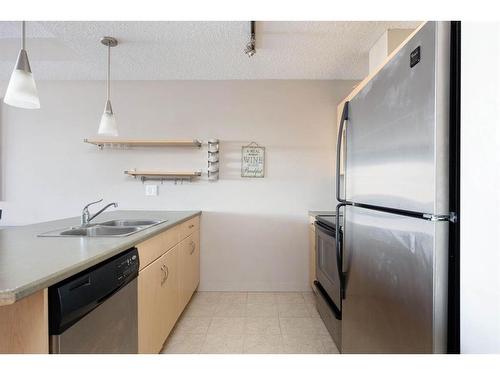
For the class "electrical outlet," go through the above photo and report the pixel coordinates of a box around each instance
[145,185,158,196]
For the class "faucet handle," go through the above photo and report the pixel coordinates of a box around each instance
[83,198,103,210]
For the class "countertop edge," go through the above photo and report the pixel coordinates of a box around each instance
[0,211,202,306]
[308,210,335,217]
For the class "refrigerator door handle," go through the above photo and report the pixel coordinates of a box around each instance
[423,212,458,222]
[336,101,349,203]
[336,202,349,299]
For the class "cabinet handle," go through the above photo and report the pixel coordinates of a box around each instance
[188,224,194,229]
[190,241,196,255]
[161,264,169,286]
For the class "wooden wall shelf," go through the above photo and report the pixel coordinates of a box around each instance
[84,138,202,148]
[124,169,202,182]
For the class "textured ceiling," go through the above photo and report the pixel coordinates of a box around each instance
[0,21,421,80]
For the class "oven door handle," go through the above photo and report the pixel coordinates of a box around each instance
[336,202,350,300]
[314,221,336,237]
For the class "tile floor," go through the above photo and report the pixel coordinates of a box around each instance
[161,291,340,354]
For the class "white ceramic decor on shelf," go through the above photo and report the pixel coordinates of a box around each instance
[207,139,220,181]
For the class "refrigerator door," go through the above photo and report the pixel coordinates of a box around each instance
[341,205,448,353]
[345,22,450,214]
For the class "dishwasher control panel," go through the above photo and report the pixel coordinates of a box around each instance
[116,252,139,282]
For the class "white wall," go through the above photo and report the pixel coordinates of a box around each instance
[0,80,356,291]
[461,22,500,353]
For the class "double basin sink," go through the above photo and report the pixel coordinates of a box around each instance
[39,219,167,237]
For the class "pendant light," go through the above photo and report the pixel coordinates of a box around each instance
[3,21,40,109]
[98,36,118,136]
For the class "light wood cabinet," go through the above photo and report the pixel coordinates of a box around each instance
[137,214,201,354]
[0,289,48,353]
[138,253,167,354]
[136,226,179,271]
[179,216,200,241]
[179,231,200,309]
[138,245,180,354]
[161,246,180,339]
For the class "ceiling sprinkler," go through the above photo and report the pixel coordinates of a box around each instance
[244,21,256,57]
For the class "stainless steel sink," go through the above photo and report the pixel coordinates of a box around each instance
[98,219,163,227]
[38,219,167,237]
[59,226,142,237]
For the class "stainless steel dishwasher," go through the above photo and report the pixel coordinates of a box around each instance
[49,248,139,354]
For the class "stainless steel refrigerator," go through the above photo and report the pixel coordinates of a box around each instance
[336,21,459,353]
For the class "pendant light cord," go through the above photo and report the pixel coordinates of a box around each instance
[107,44,110,101]
[22,21,25,50]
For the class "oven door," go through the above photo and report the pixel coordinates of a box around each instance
[314,221,342,311]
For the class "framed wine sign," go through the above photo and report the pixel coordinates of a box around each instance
[241,142,265,178]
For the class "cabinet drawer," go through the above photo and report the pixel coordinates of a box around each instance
[164,226,180,254]
[137,226,179,270]
[179,216,200,240]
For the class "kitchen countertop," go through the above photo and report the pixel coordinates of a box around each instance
[308,211,336,225]
[0,210,201,306]
[308,210,335,218]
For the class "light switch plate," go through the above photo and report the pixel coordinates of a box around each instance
[145,184,158,196]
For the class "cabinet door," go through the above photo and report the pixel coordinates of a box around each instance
[0,289,48,353]
[138,245,179,354]
[186,231,200,297]
[138,253,168,354]
[160,245,179,340]
[179,231,200,311]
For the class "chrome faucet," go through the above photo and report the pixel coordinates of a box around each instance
[81,199,118,226]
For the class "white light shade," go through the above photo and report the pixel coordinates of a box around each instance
[98,112,118,136]
[3,68,40,109]
[98,100,118,136]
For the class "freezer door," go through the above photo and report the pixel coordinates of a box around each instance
[345,22,450,214]
[341,205,448,353]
